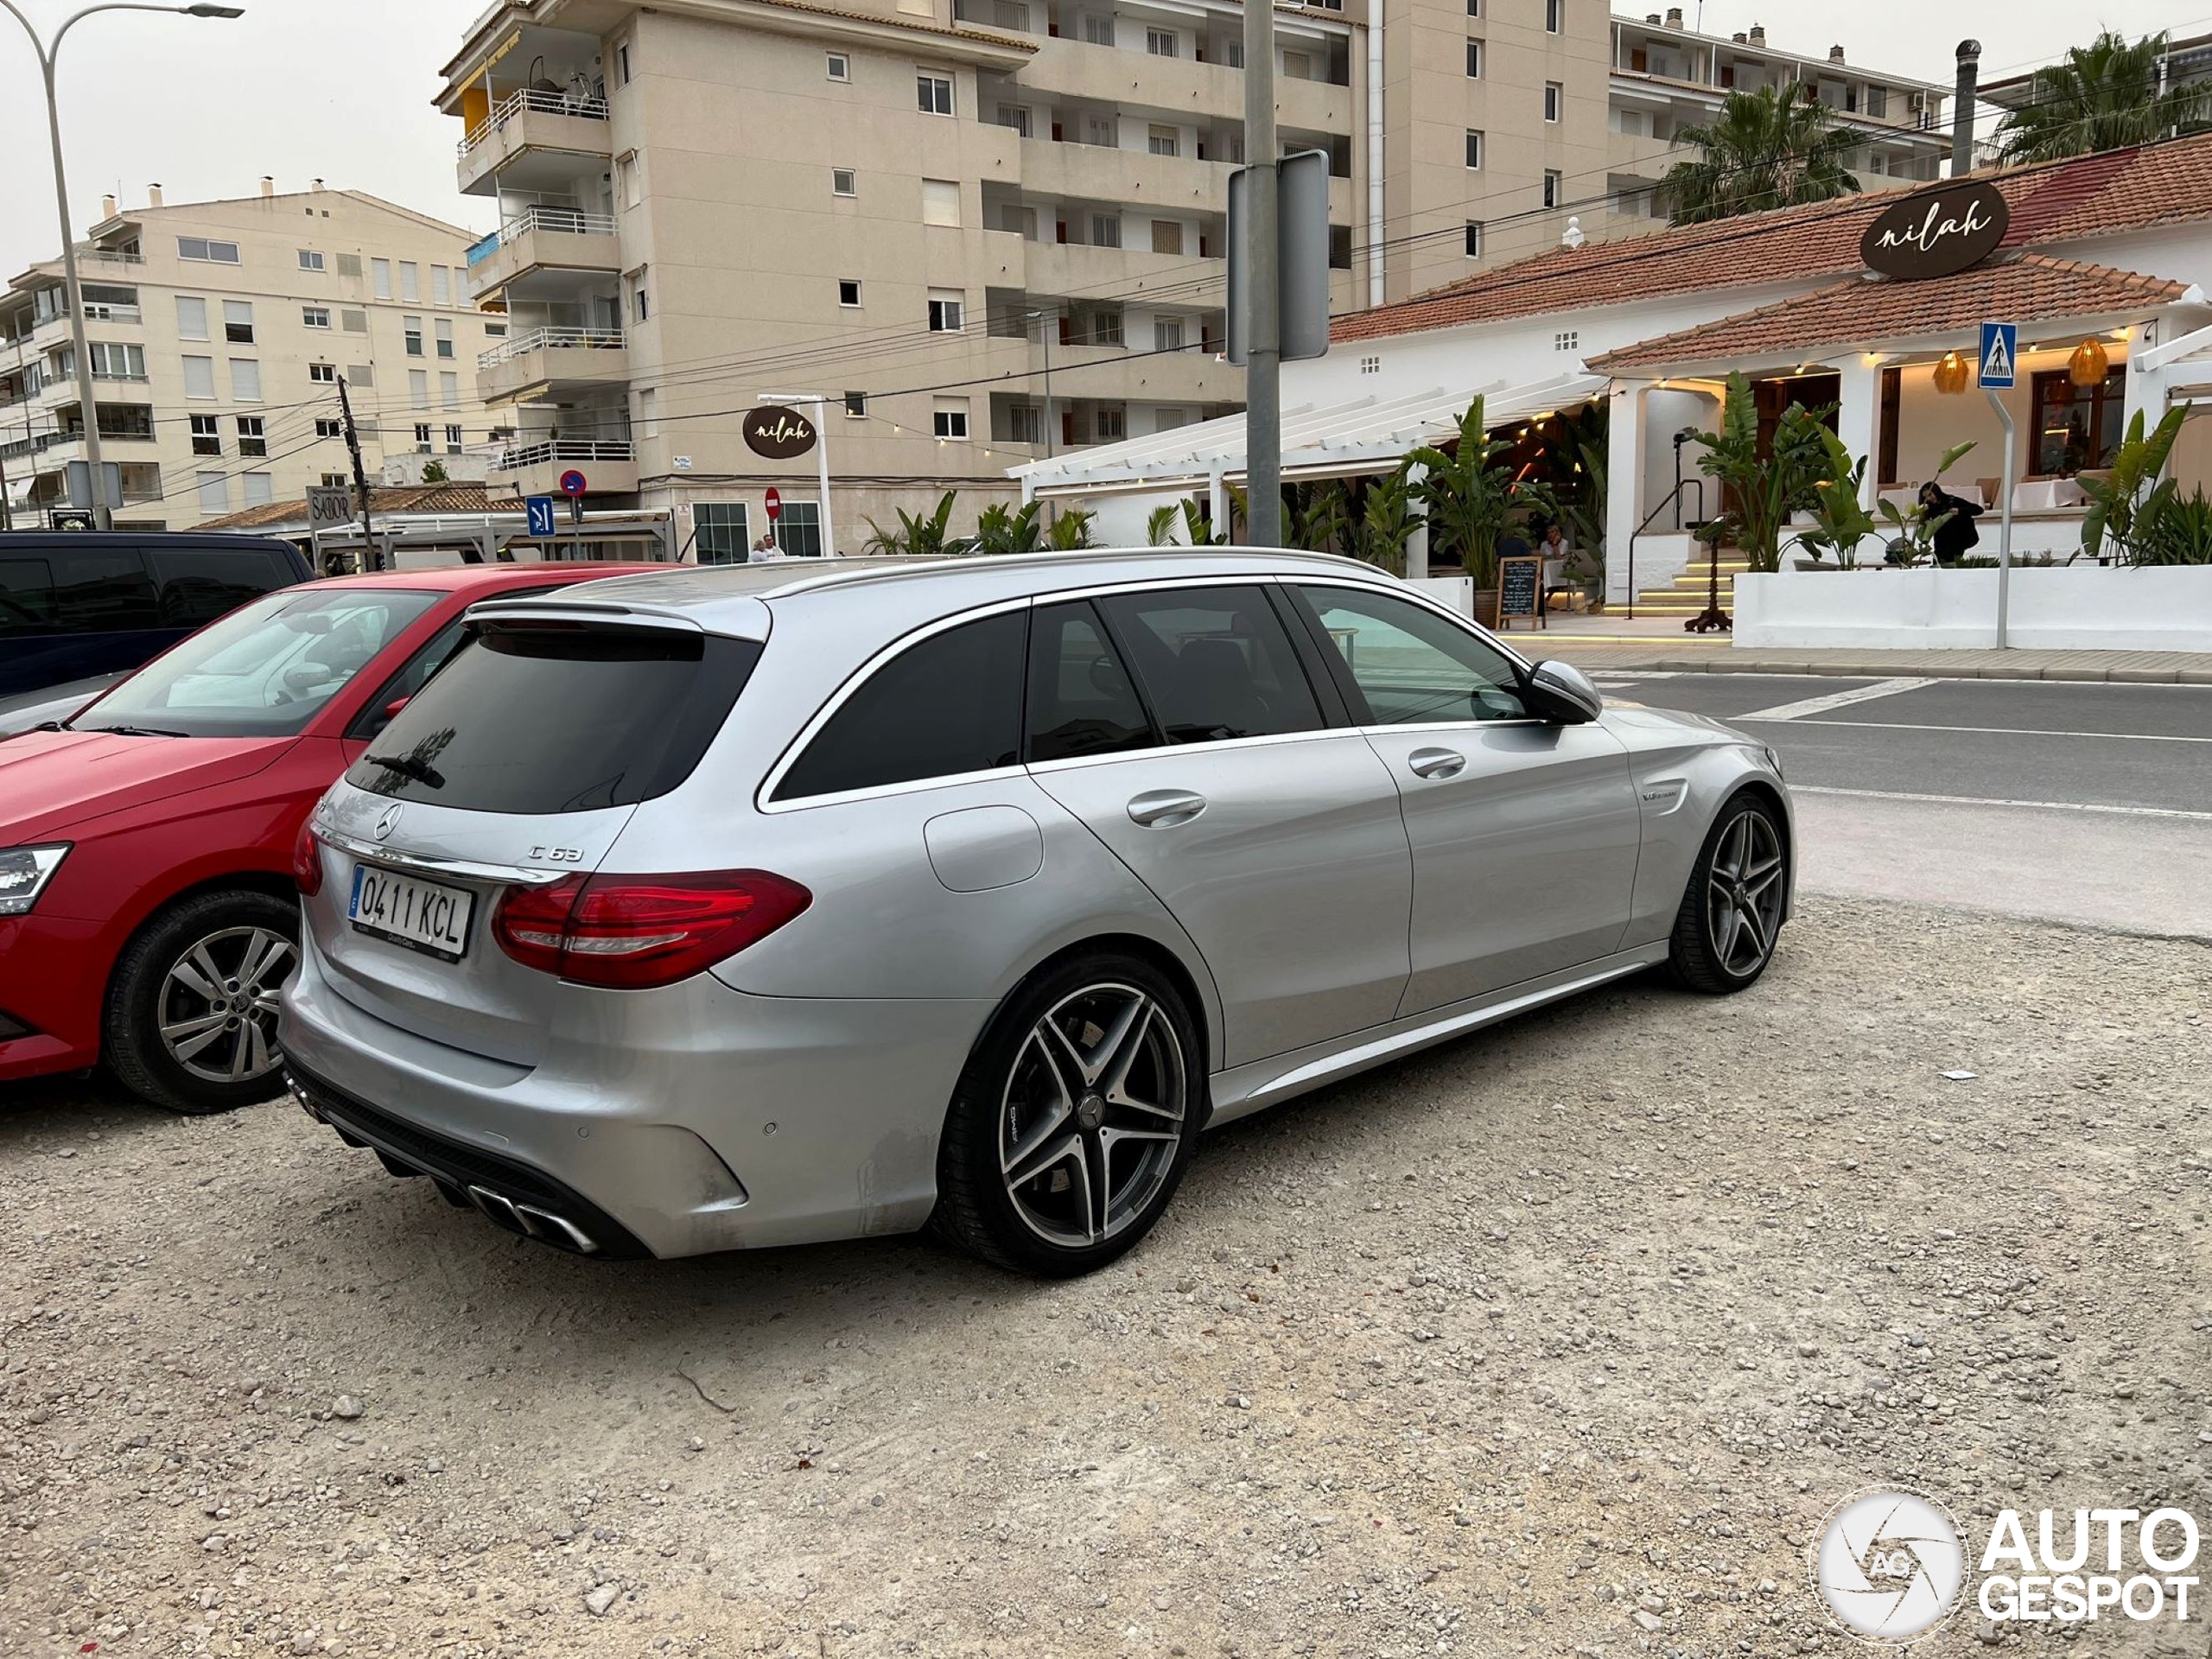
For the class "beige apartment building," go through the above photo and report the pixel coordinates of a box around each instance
[0,184,505,530]
[434,0,1946,549]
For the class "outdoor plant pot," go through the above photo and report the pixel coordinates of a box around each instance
[1473,588,1499,628]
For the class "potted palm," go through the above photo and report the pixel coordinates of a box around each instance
[1408,397,1557,626]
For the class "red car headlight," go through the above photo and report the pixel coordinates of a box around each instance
[0,844,70,916]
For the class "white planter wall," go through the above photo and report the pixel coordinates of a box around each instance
[1734,566,2212,652]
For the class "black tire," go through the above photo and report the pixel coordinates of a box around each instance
[934,952,1202,1277]
[1665,790,1788,995]
[104,888,300,1115]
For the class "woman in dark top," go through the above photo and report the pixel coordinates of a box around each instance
[1919,480,1982,566]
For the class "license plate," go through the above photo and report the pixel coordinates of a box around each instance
[348,863,474,960]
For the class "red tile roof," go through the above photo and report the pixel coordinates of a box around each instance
[1587,253,2189,372]
[1332,131,2212,346]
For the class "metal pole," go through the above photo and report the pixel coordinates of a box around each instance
[1041,323,1054,461]
[1986,388,2015,649]
[1242,0,1281,547]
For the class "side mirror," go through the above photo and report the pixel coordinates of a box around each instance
[383,696,411,721]
[1524,660,1603,724]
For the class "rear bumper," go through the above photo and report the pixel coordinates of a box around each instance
[277,931,995,1258]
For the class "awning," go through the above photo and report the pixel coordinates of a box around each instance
[1013,372,1607,499]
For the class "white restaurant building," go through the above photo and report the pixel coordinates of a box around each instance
[1014,134,2212,651]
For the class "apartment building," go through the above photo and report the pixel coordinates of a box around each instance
[434,0,1942,546]
[0,183,504,530]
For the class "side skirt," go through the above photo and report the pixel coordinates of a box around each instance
[1204,943,1669,1128]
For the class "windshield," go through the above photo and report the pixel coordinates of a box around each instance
[72,587,440,738]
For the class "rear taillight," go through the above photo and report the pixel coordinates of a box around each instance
[492,870,810,989]
[292,820,323,897]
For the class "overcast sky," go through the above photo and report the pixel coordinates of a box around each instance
[2,0,2207,278]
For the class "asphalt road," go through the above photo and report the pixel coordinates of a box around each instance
[1592,671,2212,939]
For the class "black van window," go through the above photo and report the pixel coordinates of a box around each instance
[148,548,294,628]
[0,557,57,636]
[44,551,160,633]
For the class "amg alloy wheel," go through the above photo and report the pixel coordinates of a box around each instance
[1667,791,1787,994]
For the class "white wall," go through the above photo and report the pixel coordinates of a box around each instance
[1735,566,2212,651]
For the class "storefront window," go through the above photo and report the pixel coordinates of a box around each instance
[2031,366,2126,477]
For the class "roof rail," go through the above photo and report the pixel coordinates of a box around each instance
[760,544,1382,600]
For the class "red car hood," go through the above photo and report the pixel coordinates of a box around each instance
[0,728,291,840]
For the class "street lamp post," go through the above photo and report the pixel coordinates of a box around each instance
[1,3,245,529]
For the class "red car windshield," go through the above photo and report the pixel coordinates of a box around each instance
[71,588,440,739]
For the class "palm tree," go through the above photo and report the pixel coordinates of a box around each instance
[1657,82,1859,226]
[1994,31,2209,162]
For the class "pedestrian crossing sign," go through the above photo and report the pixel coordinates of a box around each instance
[1979,322,2018,390]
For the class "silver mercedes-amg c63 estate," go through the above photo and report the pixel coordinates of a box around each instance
[280,548,1792,1276]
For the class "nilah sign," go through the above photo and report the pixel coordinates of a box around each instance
[1859,182,2010,282]
[744,404,817,461]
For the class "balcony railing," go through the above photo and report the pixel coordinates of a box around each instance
[492,437,633,471]
[466,205,621,266]
[479,325,625,369]
[458,86,611,156]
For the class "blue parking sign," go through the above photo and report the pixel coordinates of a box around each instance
[525,494,556,537]
[1979,322,2017,390]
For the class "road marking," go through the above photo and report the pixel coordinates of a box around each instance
[1795,785,2212,822]
[1735,677,1936,721]
[1745,715,2212,745]
[1588,670,1681,682]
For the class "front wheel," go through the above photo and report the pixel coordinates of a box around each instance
[934,954,1201,1277]
[104,889,299,1114]
[1666,791,1788,994]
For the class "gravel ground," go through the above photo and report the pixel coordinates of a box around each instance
[3,895,2207,1659]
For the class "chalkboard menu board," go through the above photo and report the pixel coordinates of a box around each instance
[1497,555,1543,629]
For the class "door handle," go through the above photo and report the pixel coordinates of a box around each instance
[1408,747,1466,779]
[1127,788,1207,828]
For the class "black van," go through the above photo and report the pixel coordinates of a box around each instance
[0,531,312,708]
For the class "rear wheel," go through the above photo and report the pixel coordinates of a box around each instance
[935,954,1200,1276]
[105,889,298,1115]
[1666,791,1787,994]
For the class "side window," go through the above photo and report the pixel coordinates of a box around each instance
[50,551,160,634]
[1296,585,1529,724]
[146,549,292,628]
[1027,600,1154,764]
[347,618,468,741]
[1095,584,1322,744]
[0,557,58,637]
[773,610,1026,801]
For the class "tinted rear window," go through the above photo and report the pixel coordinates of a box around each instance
[774,610,1026,801]
[346,626,760,814]
[1097,585,1323,744]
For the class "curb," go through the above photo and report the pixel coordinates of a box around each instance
[1559,655,2212,685]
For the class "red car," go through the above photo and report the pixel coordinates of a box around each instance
[0,563,662,1114]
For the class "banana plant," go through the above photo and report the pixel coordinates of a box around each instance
[1874,439,1977,563]
[1146,502,1182,546]
[1408,396,1557,588]
[1046,505,1095,550]
[2079,404,2189,563]
[1801,428,1879,569]
[861,490,959,556]
[965,500,1045,556]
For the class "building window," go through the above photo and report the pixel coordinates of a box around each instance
[928,289,964,332]
[444,423,464,454]
[413,423,434,454]
[1359,354,1380,374]
[189,413,220,455]
[1152,219,1184,256]
[230,359,261,401]
[196,472,228,513]
[1543,168,1562,207]
[2031,366,2126,476]
[321,473,347,488]
[432,264,451,305]
[175,295,208,340]
[87,341,146,379]
[917,72,954,115]
[996,105,1032,137]
[1465,0,1479,12]
[336,251,362,277]
[315,417,344,439]
[372,257,391,299]
[1090,213,1122,248]
[223,300,254,344]
[1867,85,1888,118]
[349,364,373,388]
[298,249,325,271]
[696,501,750,564]
[182,355,215,399]
[236,416,267,458]
[838,278,861,307]
[774,500,822,558]
[1464,220,1483,257]
[1465,39,1482,78]
[409,369,429,408]
[832,167,857,196]
[1147,124,1179,157]
[178,237,239,264]
[843,391,868,417]
[309,361,337,383]
[1086,115,1116,147]
[1147,27,1176,56]
[1095,406,1124,440]
[1545,0,1562,31]
[933,400,969,440]
[1465,130,1483,168]
[1544,81,1561,122]
[435,317,454,358]
[638,387,658,438]
[302,305,330,329]
[618,40,632,84]
[1084,14,1113,44]
[404,317,423,356]
[342,308,368,333]
[922,179,961,226]
[1554,329,1580,352]
[1329,224,1352,269]
[631,275,649,323]
[483,321,506,338]
[1284,49,1313,79]
[1154,317,1185,352]
[826,51,850,80]
[440,372,460,408]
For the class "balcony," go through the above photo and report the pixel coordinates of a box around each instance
[456,87,613,197]
[1020,137,1232,214]
[465,206,621,301]
[1042,340,1238,407]
[1026,240,1222,298]
[477,325,628,405]
[490,437,637,497]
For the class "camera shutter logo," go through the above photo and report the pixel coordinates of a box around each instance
[1811,1488,1967,1643]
